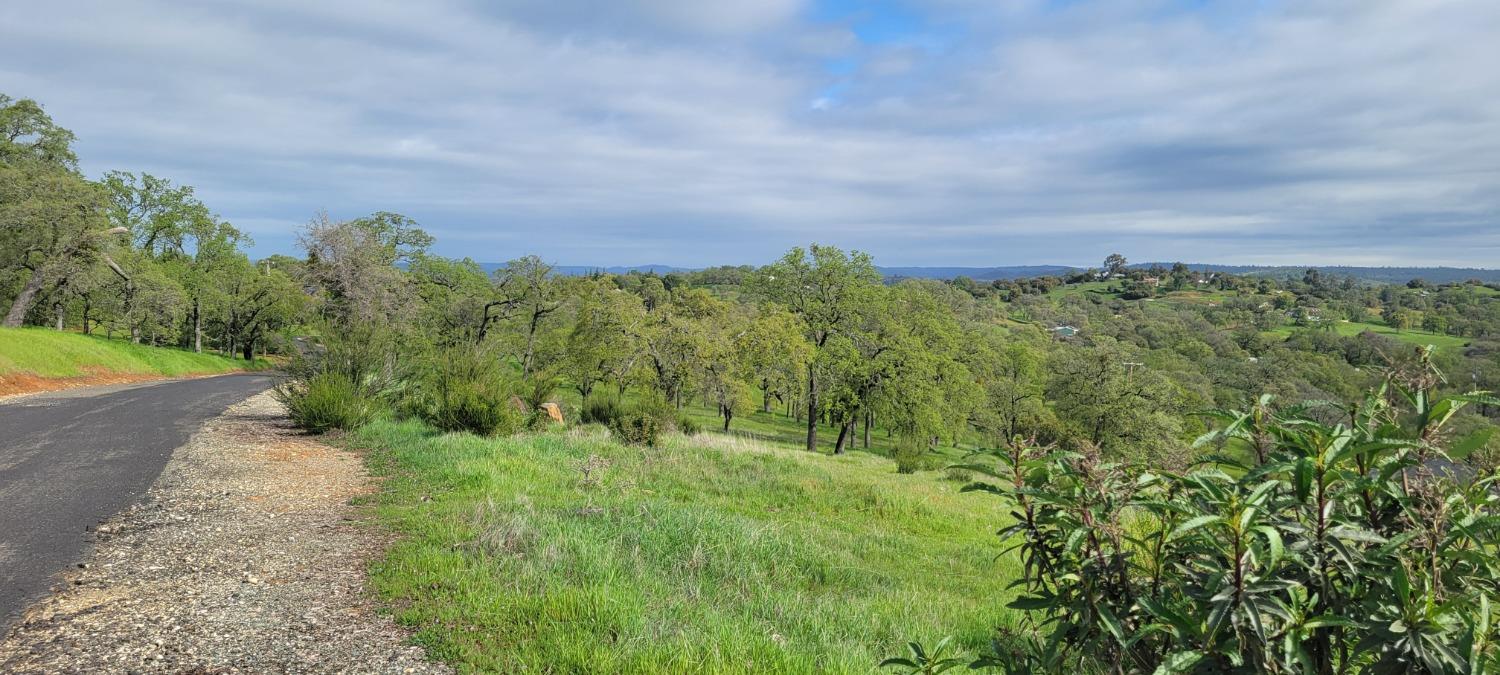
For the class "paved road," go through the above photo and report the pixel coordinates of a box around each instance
[0,374,273,632]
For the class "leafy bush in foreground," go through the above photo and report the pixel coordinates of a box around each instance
[276,371,377,433]
[919,352,1500,673]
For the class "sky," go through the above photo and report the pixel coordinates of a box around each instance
[2,0,1498,268]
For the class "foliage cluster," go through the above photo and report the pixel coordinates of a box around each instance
[926,354,1500,673]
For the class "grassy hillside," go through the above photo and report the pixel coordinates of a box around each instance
[351,421,1018,674]
[1266,320,1470,352]
[0,327,260,380]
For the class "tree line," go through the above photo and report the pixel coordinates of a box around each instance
[1,94,300,357]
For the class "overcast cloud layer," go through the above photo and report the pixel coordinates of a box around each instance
[2,0,1497,267]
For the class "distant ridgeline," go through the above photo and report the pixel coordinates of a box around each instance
[475,262,1500,285]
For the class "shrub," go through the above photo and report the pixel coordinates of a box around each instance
[427,380,524,436]
[676,414,702,436]
[412,344,523,437]
[942,467,973,483]
[580,395,621,425]
[892,435,934,474]
[928,356,1500,673]
[276,372,377,433]
[632,397,679,430]
[608,409,662,447]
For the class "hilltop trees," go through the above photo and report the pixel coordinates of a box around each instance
[751,245,882,452]
[0,92,304,359]
[1103,252,1128,278]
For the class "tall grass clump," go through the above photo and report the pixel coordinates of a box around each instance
[892,434,933,474]
[608,396,677,446]
[277,371,376,432]
[579,393,621,425]
[277,322,403,433]
[410,344,524,437]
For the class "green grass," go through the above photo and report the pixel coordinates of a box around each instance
[676,404,976,464]
[351,420,1019,674]
[1266,320,1469,352]
[553,387,980,464]
[1049,280,1115,298]
[0,327,262,379]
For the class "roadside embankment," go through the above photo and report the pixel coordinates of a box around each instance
[0,327,266,399]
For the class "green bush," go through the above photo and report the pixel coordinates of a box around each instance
[892,435,934,474]
[633,397,678,425]
[580,395,621,425]
[276,372,377,433]
[676,414,702,436]
[927,358,1500,673]
[608,409,662,446]
[412,344,523,437]
[427,380,524,436]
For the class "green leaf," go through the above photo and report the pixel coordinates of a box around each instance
[1153,650,1206,674]
[1169,515,1220,541]
[1328,525,1386,544]
[1098,604,1127,645]
[1303,616,1358,630]
[1449,428,1495,460]
[1006,595,1056,611]
[1256,525,1285,569]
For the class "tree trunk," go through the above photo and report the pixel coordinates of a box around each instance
[834,419,853,455]
[522,312,541,377]
[100,254,138,344]
[762,385,771,413]
[805,365,818,452]
[722,406,732,432]
[192,297,202,353]
[3,273,47,327]
[863,409,871,449]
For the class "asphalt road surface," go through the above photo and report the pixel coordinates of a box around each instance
[0,373,273,632]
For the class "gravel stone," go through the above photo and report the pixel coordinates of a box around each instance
[0,392,449,674]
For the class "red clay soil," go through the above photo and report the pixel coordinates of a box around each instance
[0,369,236,400]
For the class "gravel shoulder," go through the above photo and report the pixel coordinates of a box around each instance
[0,392,449,674]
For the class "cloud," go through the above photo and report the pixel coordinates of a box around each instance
[0,0,1496,267]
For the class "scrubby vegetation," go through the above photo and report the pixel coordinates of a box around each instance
[10,90,1500,672]
[940,353,1500,672]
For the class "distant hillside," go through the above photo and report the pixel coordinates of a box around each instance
[473,262,1500,285]
[475,263,686,276]
[1132,264,1500,285]
[877,265,1079,281]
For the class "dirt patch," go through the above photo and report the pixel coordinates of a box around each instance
[0,392,448,674]
[0,369,235,401]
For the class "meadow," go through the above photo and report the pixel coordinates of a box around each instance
[349,419,1019,674]
[1265,319,1470,352]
